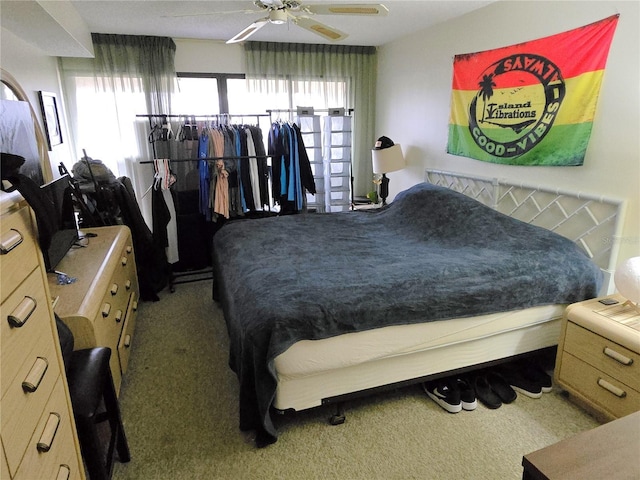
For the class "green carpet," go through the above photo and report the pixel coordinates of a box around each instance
[113,281,599,480]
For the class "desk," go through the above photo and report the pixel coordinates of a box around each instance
[522,411,640,480]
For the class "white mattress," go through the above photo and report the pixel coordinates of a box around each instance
[273,304,565,411]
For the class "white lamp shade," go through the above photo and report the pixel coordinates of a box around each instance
[372,144,405,174]
[614,256,640,304]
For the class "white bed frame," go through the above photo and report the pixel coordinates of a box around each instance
[272,170,625,422]
[424,169,625,295]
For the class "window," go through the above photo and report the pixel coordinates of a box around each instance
[176,74,346,117]
[175,73,348,147]
[70,75,148,177]
[174,76,220,115]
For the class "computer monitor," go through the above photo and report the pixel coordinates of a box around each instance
[39,174,79,271]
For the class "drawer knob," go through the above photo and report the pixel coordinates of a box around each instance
[132,301,138,312]
[126,245,132,254]
[124,334,132,348]
[56,465,71,480]
[0,228,23,254]
[603,346,634,366]
[8,295,37,328]
[37,412,61,452]
[22,356,49,392]
[111,283,119,295]
[121,256,128,266]
[115,310,123,323]
[597,378,627,398]
[102,303,111,317]
[125,280,131,290]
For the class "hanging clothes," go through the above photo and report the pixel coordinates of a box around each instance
[152,159,179,265]
[268,122,316,213]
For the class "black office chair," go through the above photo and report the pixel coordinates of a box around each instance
[56,315,130,480]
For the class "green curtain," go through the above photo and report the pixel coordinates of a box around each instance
[244,42,377,197]
[59,34,177,225]
[91,33,177,115]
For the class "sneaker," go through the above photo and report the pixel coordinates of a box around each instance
[519,360,553,393]
[423,379,462,413]
[454,377,477,411]
[497,364,543,399]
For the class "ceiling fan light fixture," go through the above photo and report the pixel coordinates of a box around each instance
[269,9,288,24]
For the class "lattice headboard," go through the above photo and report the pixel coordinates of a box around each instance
[425,169,626,295]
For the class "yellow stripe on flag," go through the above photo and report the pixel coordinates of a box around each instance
[449,89,474,127]
[557,70,604,125]
[449,69,604,128]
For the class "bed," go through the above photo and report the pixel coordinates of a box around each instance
[211,169,624,447]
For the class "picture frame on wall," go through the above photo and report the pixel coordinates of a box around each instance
[38,91,63,150]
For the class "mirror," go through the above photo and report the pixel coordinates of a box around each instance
[1,68,53,184]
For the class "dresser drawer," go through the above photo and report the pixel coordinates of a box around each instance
[14,379,82,480]
[118,292,138,377]
[564,322,639,390]
[1,269,56,399]
[96,290,132,395]
[1,335,61,475]
[559,352,640,419]
[1,443,10,480]
[0,205,39,302]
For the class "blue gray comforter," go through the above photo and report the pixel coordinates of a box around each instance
[212,183,602,447]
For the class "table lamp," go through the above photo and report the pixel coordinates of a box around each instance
[614,256,640,312]
[372,136,405,205]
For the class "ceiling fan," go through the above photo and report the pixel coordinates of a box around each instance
[171,1,389,44]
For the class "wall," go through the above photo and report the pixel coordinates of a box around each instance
[376,0,639,267]
[173,38,243,73]
[1,28,75,179]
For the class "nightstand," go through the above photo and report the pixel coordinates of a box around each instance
[554,294,640,420]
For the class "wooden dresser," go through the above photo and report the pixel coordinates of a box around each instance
[555,295,640,420]
[48,225,139,396]
[0,191,85,480]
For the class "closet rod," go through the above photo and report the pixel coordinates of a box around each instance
[139,154,273,165]
[266,108,354,114]
[136,113,270,119]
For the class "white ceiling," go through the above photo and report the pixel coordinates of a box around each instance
[2,1,494,55]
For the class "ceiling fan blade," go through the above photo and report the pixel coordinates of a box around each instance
[226,18,269,44]
[292,16,348,41]
[162,9,257,19]
[303,3,389,16]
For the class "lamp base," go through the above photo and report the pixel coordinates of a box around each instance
[379,173,389,206]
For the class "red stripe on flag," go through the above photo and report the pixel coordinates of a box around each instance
[452,15,618,90]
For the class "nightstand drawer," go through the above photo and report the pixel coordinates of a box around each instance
[559,352,640,419]
[564,322,639,390]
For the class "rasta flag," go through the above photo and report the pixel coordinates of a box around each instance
[447,15,619,166]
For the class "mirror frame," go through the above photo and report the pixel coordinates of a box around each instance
[1,68,54,183]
